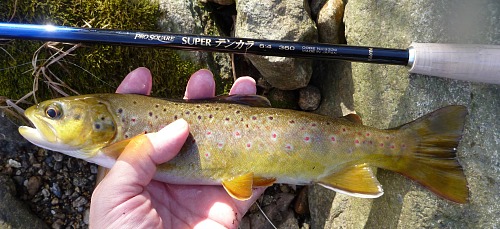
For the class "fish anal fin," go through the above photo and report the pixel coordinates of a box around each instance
[222,172,254,200]
[101,134,145,159]
[342,113,363,124]
[318,164,383,198]
[253,176,276,187]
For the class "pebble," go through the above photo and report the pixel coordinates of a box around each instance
[51,182,62,198]
[7,159,21,168]
[72,196,88,209]
[53,153,64,162]
[26,176,42,196]
[275,192,295,212]
[294,186,309,215]
[298,85,321,111]
[83,208,90,225]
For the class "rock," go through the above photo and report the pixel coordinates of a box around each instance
[267,88,299,109]
[7,159,21,168]
[307,0,500,228]
[278,210,300,229]
[298,85,321,111]
[0,175,49,229]
[294,186,309,215]
[26,176,42,196]
[200,0,234,5]
[275,192,295,212]
[235,0,318,90]
[157,0,234,89]
[317,0,345,43]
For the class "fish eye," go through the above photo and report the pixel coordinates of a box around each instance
[45,104,62,119]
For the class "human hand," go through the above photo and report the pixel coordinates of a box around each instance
[90,67,265,228]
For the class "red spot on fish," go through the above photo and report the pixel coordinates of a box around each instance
[369,141,373,145]
[217,142,224,148]
[204,152,211,159]
[386,136,390,140]
[206,131,212,136]
[402,144,406,148]
[390,145,395,149]
[357,132,362,136]
[252,116,257,120]
[268,116,273,120]
[304,136,310,142]
[246,143,251,148]
[380,143,384,147]
[131,118,136,122]
[285,144,293,151]
[311,123,317,127]
[342,128,346,132]
[366,133,371,137]
[330,136,336,142]
[355,139,360,144]
[234,131,241,138]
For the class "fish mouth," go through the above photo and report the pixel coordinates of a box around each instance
[18,106,59,149]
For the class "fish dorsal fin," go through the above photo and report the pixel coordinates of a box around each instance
[187,95,271,107]
[253,176,276,187]
[222,172,254,200]
[317,164,383,198]
[101,134,145,159]
[342,113,363,124]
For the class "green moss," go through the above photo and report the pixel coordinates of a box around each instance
[0,0,204,106]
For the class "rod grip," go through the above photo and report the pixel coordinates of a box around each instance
[408,43,500,84]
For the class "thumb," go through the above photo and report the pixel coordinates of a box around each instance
[98,119,189,192]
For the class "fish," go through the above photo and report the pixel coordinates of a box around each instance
[18,93,469,203]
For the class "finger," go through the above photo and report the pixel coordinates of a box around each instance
[229,76,256,95]
[116,67,153,95]
[184,69,216,99]
[103,119,189,190]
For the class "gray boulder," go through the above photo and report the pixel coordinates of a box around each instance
[235,0,318,90]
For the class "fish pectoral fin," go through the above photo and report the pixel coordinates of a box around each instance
[317,164,383,198]
[253,176,276,187]
[222,172,254,200]
[101,134,145,159]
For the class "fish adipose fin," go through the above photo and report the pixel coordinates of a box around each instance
[318,164,383,198]
[222,172,254,200]
[381,105,469,203]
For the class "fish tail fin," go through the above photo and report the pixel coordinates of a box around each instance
[378,105,469,203]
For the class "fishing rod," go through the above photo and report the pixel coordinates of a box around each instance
[0,23,499,84]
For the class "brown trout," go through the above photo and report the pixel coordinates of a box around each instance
[18,93,469,203]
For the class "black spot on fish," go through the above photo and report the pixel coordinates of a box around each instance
[209,114,213,119]
[174,115,178,120]
[215,107,220,111]
[251,116,257,120]
[133,101,137,104]
[144,131,148,134]
[149,112,153,117]
[289,120,295,124]
[101,117,105,121]
[228,106,232,109]
[95,124,101,129]
[268,116,273,120]
[196,105,200,108]
[117,108,123,114]
[155,104,159,108]
[163,108,167,112]
[125,134,129,138]
[73,114,81,120]
[225,117,230,121]
[155,115,158,119]
[205,104,210,107]
[185,111,190,115]
[236,110,240,114]
[198,115,202,120]
[121,118,125,123]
